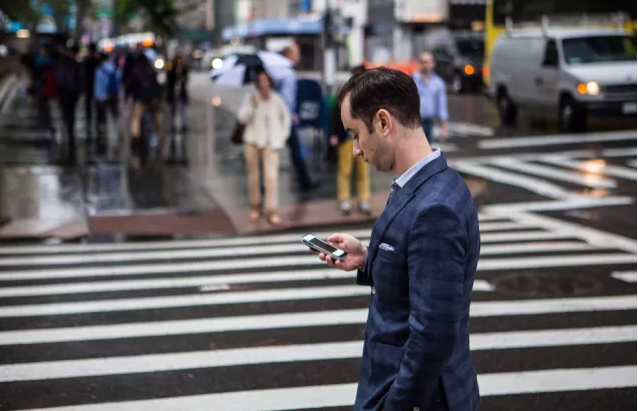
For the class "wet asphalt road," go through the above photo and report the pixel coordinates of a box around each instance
[0,72,635,410]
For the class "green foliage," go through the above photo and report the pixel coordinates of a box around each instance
[114,0,180,37]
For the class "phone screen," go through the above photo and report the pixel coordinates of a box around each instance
[307,237,339,253]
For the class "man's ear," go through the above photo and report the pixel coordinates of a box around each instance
[376,109,392,136]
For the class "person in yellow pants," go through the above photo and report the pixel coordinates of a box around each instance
[330,65,371,216]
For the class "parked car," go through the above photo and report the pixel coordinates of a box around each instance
[488,26,637,131]
[430,31,485,93]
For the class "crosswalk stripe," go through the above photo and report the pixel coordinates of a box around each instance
[480,130,635,150]
[450,160,575,199]
[0,295,634,344]
[0,239,589,268]
[611,271,637,283]
[24,366,637,411]
[600,147,638,158]
[0,250,630,282]
[0,214,502,256]
[0,270,495,297]
[1,325,633,382]
[541,157,637,181]
[490,158,616,189]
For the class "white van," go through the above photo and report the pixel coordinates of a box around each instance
[488,27,637,131]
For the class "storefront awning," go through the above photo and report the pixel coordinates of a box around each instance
[222,17,351,41]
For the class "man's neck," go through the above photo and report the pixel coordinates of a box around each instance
[393,129,433,178]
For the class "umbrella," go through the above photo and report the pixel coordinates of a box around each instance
[209,51,293,87]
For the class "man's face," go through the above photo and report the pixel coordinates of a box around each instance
[341,94,394,172]
[419,53,435,75]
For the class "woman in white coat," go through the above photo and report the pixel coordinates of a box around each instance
[237,68,292,226]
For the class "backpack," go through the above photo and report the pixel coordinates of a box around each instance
[55,58,79,93]
[134,66,158,101]
[105,68,118,97]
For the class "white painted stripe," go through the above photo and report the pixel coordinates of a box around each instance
[448,122,495,137]
[491,209,638,255]
[0,267,493,297]
[490,158,617,189]
[450,161,575,199]
[601,147,638,158]
[25,366,637,410]
[0,232,579,281]
[483,196,634,213]
[0,295,634,345]
[0,232,578,270]
[0,223,529,267]
[541,157,637,181]
[481,130,635,150]
[1,325,633,383]
[477,253,636,271]
[0,216,500,256]
[0,285,369,317]
[611,271,637,283]
[0,228,373,256]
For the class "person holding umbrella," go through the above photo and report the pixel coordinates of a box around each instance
[237,67,291,226]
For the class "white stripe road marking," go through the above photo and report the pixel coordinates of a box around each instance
[0,215,502,256]
[0,325,633,382]
[450,161,576,199]
[1,295,634,345]
[480,130,636,150]
[0,234,586,281]
[540,157,637,181]
[25,366,637,410]
[490,158,617,189]
[0,229,373,256]
[0,268,495,297]
[481,196,634,213]
[611,271,637,283]
[447,122,495,137]
[0,231,574,268]
[600,147,638,158]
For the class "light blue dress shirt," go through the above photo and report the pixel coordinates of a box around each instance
[394,149,442,188]
[413,73,448,121]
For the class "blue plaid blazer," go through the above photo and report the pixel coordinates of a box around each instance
[354,154,481,411]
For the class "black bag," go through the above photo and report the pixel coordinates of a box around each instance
[230,121,245,145]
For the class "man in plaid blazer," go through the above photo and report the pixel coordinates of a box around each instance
[316,67,481,411]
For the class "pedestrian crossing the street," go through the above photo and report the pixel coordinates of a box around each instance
[0,209,635,411]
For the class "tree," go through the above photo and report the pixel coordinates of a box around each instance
[114,0,180,37]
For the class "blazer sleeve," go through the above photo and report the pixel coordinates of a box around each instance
[237,93,256,124]
[384,205,467,411]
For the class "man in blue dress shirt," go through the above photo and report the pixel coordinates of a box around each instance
[413,52,449,144]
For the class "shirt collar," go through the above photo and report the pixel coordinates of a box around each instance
[393,149,442,188]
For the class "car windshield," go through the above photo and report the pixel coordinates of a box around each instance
[562,35,637,65]
[455,40,485,58]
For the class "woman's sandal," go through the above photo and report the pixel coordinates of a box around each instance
[249,207,261,223]
[267,211,282,226]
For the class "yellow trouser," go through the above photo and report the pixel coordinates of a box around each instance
[337,139,371,201]
[244,143,280,211]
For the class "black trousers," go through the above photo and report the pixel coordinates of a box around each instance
[59,93,78,157]
[287,126,313,189]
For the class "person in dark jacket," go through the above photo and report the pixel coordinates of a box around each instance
[329,65,371,215]
[166,52,189,131]
[81,43,99,136]
[56,44,82,164]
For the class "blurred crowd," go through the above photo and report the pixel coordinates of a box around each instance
[19,42,189,165]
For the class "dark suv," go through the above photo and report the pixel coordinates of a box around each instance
[432,32,485,93]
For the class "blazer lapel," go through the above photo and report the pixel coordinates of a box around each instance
[367,154,449,275]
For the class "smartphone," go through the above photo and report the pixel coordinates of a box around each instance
[302,234,347,261]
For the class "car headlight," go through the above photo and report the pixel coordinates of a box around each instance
[212,58,223,69]
[154,59,165,70]
[577,81,600,96]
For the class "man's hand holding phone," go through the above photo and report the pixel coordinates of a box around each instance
[313,233,367,272]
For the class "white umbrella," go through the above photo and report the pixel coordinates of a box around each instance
[209,51,293,87]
